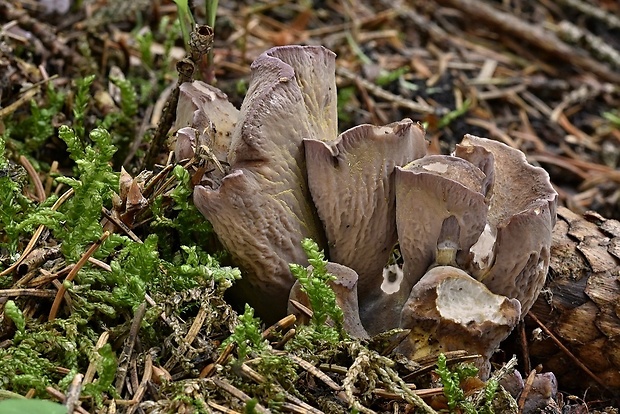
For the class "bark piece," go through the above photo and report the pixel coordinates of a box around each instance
[529,206,620,395]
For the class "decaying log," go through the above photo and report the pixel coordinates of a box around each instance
[529,206,620,396]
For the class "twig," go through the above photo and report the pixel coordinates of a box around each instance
[372,386,444,400]
[0,87,38,119]
[84,331,111,384]
[26,265,73,288]
[517,321,531,374]
[48,231,110,321]
[141,164,174,199]
[434,0,620,83]
[517,368,537,413]
[211,377,271,414]
[19,155,45,202]
[274,328,296,349]
[143,25,214,170]
[65,373,84,414]
[207,400,242,414]
[45,386,90,414]
[288,299,313,319]
[199,342,234,378]
[239,363,324,414]
[527,311,609,391]
[0,288,56,298]
[101,207,143,243]
[115,302,147,393]
[126,354,153,414]
[184,303,208,345]
[288,354,344,395]
[261,314,296,340]
[87,257,112,272]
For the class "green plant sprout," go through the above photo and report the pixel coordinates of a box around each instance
[72,74,95,139]
[173,0,196,51]
[3,300,25,334]
[224,304,267,362]
[289,238,346,344]
[375,66,410,87]
[436,353,498,414]
[438,98,472,129]
[56,125,118,261]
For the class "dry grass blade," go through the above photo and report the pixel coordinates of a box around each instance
[48,231,110,321]
[434,0,620,83]
[211,377,271,414]
[115,302,147,394]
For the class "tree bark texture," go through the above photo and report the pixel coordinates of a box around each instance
[529,206,620,395]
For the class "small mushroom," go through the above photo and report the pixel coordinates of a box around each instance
[288,262,369,339]
[174,80,239,163]
[397,266,521,379]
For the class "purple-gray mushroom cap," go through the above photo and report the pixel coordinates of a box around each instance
[304,119,427,333]
[192,46,337,323]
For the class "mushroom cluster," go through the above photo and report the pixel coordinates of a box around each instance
[174,45,557,376]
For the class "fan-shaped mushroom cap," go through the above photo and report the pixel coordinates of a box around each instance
[304,120,427,332]
[397,266,521,378]
[288,262,369,339]
[457,135,558,315]
[174,80,239,162]
[193,46,337,323]
[393,155,489,324]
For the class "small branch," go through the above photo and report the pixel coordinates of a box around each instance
[115,302,147,394]
[527,311,610,392]
[126,354,153,414]
[434,0,620,83]
[143,25,214,170]
[64,373,84,414]
[517,369,537,413]
[48,231,110,321]
[0,289,56,298]
[211,377,271,414]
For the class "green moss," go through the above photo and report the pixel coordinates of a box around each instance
[289,238,346,345]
